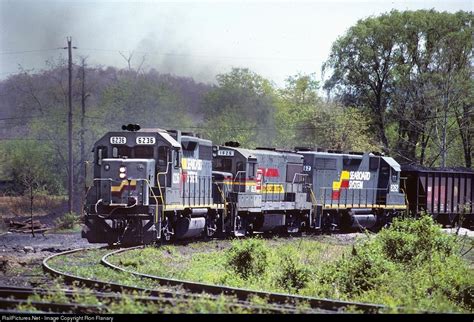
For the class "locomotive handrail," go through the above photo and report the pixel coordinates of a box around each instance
[157,161,173,209]
[292,172,308,184]
[317,187,390,209]
[215,184,228,226]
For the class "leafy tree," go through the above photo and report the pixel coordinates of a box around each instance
[274,73,320,149]
[323,12,399,151]
[324,10,473,167]
[202,68,277,147]
[312,104,380,152]
[0,140,64,195]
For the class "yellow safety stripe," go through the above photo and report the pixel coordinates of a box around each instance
[110,180,137,192]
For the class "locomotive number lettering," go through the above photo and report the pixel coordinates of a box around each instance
[217,150,234,156]
[136,137,156,145]
[303,165,312,172]
[110,136,127,145]
[390,184,399,192]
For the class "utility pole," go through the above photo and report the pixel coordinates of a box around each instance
[65,37,77,213]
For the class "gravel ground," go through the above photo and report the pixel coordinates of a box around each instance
[0,231,106,288]
[442,227,474,238]
[0,231,104,255]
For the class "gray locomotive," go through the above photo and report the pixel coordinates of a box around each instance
[82,125,407,245]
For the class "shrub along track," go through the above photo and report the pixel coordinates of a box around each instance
[41,247,322,313]
[101,246,391,313]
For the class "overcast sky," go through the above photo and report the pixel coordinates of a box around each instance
[0,0,471,87]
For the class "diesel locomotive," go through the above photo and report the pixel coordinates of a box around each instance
[82,125,410,245]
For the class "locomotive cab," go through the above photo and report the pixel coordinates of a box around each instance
[82,127,182,245]
[82,125,222,245]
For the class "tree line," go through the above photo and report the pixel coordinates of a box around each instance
[0,9,471,212]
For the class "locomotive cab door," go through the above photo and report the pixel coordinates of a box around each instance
[377,159,390,204]
[247,159,257,193]
[157,145,172,187]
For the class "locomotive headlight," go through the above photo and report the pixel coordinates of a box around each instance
[119,166,127,179]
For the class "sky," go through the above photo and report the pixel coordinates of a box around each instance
[0,0,471,87]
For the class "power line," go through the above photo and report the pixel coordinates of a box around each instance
[76,47,317,62]
[0,48,62,56]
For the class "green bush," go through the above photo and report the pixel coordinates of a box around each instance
[316,214,473,311]
[378,215,457,264]
[54,212,80,229]
[319,243,397,296]
[276,253,310,292]
[225,238,268,279]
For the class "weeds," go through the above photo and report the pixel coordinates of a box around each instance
[225,238,269,279]
[316,214,473,312]
[54,212,81,230]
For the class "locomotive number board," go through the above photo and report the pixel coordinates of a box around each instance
[110,136,127,144]
[217,150,234,156]
[136,136,156,145]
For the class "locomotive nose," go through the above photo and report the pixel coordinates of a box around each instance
[99,158,156,206]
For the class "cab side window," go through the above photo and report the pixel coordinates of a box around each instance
[236,161,245,172]
[158,146,169,167]
[248,163,256,179]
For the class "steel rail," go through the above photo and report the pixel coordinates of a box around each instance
[0,285,186,313]
[101,246,389,313]
[41,248,309,313]
[0,285,178,303]
[0,298,104,313]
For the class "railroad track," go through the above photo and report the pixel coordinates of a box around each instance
[41,247,319,313]
[0,285,107,313]
[37,246,406,313]
[101,246,390,313]
[0,285,218,313]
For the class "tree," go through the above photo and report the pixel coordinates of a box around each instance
[0,140,63,195]
[311,104,380,152]
[274,73,320,149]
[202,68,277,147]
[323,12,399,152]
[324,10,473,167]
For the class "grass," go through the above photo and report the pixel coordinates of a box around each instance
[14,281,261,314]
[109,237,350,296]
[108,218,474,313]
[41,248,291,313]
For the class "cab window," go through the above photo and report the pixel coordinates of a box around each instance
[158,146,169,167]
[214,158,232,172]
[135,146,154,158]
[248,163,256,179]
